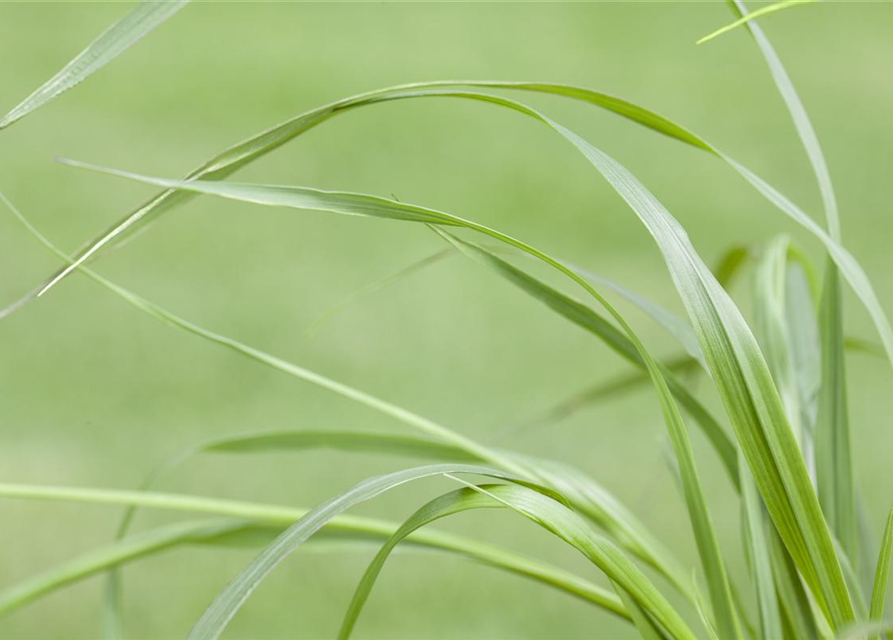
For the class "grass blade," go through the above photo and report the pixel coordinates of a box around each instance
[0,499,625,622]
[0,193,690,618]
[0,1,189,131]
[13,83,893,392]
[183,464,551,640]
[869,508,893,640]
[339,481,697,640]
[428,231,740,637]
[817,257,857,564]
[740,456,783,640]
[697,0,816,45]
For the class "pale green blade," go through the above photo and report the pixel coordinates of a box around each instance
[428,230,740,637]
[59,101,857,624]
[740,455,783,639]
[869,508,893,640]
[0,194,689,619]
[698,0,817,45]
[726,0,839,238]
[753,236,820,471]
[183,465,551,640]
[338,482,696,640]
[13,83,893,390]
[53,160,739,487]
[817,258,857,564]
[0,500,625,622]
[0,1,189,131]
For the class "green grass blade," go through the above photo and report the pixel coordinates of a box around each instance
[0,519,250,617]
[1,193,690,620]
[339,481,697,640]
[428,232,740,637]
[817,258,857,564]
[55,159,740,488]
[698,0,816,45]
[0,505,625,622]
[13,83,893,388]
[0,1,189,131]
[753,236,820,473]
[769,526,821,640]
[869,508,893,640]
[184,465,550,640]
[740,455,784,639]
[727,0,838,239]
[613,581,668,640]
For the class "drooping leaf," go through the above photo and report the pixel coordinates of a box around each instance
[183,464,556,640]
[0,1,189,131]
[429,230,740,638]
[58,89,857,626]
[0,497,625,622]
[337,481,697,640]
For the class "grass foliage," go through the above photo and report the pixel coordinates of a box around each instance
[1,2,891,639]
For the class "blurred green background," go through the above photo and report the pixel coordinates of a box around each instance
[1,2,891,639]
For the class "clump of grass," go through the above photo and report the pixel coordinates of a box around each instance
[0,2,891,640]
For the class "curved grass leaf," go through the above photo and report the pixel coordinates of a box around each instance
[0,194,690,621]
[0,503,626,622]
[184,464,554,640]
[59,152,741,635]
[869,508,893,640]
[337,481,697,640]
[15,82,887,383]
[697,0,816,46]
[0,1,189,131]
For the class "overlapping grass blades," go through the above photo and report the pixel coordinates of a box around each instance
[697,0,816,46]
[0,1,189,131]
[0,486,627,621]
[59,84,856,628]
[335,482,695,640]
[1,194,686,635]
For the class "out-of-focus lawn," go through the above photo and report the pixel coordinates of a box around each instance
[0,2,891,638]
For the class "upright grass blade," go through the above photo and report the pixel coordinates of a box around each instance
[697,0,816,45]
[869,508,893,640]
[184,465,553,640]
[817,257,857,564]
[769,527,820,640]
[0,494,627,622]
[0,1,189,131]
[740,456,783,640]
[727,0,839,238]
[728,0,860,586]
[753,236,820,478]
[335,481,697,640]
